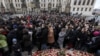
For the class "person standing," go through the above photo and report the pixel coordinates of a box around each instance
[57,28,66,50]
[0,32,9,56]
[47,25,55,49]
[12,38,22,56]
[21,29,32,55]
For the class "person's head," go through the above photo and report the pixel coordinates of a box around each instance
[48,23,53,27]
[77,26,81,30]
[69,24,74,29]
[81,27,85,33]
[61,28,66,32]
[23,28,28,34]
[12,38,17,44]
[65,25,68,29]
[42,24,46,28]
[0,27,4,34]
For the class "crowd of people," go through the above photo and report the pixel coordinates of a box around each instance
[0,12,100,56]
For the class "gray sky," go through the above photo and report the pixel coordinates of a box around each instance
[94,0,100,9]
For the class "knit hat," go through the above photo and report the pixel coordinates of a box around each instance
[12,38,17,44]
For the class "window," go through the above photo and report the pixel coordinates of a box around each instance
[5,0,7,2]
[9,0,11,2]
[53,4,54,7]
[73,8,75,11]
[91,0,94,5]
[19,4,20,7]
[77,8,79,11]
[87,0,90,5]
[17,9,21,11]
[6,4,8,8]
[8,0,10,2]
[32,8,34,11]
[42,0,43,2]
[18,0,19,2]
[41,4,43,7]
[11,0,12,2]
[89,8,91,11]
[78,0,81,5]
[57,0,59,2]
[74,0,77,5]
[82,0,85,5]
[44,4,45,7]
[59,0,60,2]
[81,8,83,11]
[85,8,87,11]
[16,4,17,7]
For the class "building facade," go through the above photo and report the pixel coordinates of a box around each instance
[13,0,22,13]
[0,0,35,14]
[0,0,2,12]
[39,0,68,12]
[39,0,96,16]
[93,9,100,15]
[0,0,96,16]
[70,0,96,16]
[2,0,11,12]
[13,0,34,14]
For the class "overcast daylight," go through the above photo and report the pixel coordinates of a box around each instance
[0,0,100,56]
[94,0,100,9]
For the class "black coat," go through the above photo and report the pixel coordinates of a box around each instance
[67,29,76,41]
[21,34,32,50]
[78,31,88,43]
[40,27,48,44]
[54,26,61,41]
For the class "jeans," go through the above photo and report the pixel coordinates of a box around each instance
[58,37,64,49]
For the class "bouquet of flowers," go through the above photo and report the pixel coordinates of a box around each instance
[32,49,94,56]
[57,49,65,56]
